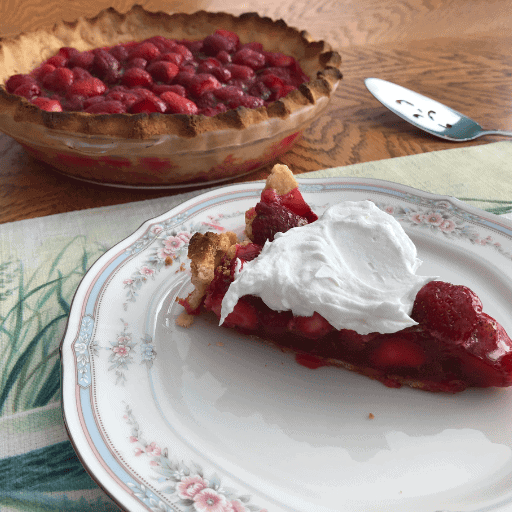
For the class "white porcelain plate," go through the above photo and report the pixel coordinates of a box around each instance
[61,177,512,512]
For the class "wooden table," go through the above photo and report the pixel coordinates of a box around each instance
[1,0,511,223]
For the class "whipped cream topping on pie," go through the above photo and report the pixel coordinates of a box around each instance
[220,200,437,334]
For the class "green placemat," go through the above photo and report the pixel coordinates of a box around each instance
[1,141,511,511]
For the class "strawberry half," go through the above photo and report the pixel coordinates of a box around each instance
[188,74,221,98]
[13,83,41,100]
[250,200,309,245]
[6,74,35,93]
[121,68,153,88]
[32,97,63,112]
[92,49,121,84]
[202,33,238,56]
[160,91,199,115]
[41,68,74,92]
[67,77,106,98]
[222,298,259,331]
[276,188,318,222]
[85,100,127,114]
[129,42,161,62]
[232,48,266,70]
[293,312,334,339]
[146,61,179,83]
[130,96,167,114]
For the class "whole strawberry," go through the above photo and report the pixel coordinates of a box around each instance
[411,281,483,339]
[67,77,107,98]
[260,187,318,222]
[92,49,121,84]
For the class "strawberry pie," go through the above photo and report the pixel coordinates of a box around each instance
[177,164,512,393]
[0,6,341,139]
[5,30,310,117]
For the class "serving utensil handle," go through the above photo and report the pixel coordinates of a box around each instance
[480,130,512,138]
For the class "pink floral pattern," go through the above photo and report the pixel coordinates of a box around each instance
[201,214,226,231]
[107,321,155,384]
[145,442,162,457]
[230,499,250,512]
[373,200,512,261]
[439,219,456,232]
[124,405,266,512]
[139,265,156,277]
[163,235,186,252]
[107,321,136,385]
[176,476,208,499]
[422,211,444,226]
[193,488,231,512]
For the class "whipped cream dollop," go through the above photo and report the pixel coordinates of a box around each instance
[220,200,437,335]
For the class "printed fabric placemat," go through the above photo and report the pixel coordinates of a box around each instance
[0,141,512,511]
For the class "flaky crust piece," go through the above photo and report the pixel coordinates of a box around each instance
[186,231,239,310]
[176,230,238,328]
[0,5,342,139]
[177,163,293,326]
[263,163,298,195]
[245,163,297,240]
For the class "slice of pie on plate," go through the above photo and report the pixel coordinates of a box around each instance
[177,164,512,393]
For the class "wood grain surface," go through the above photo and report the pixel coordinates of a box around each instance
[1,0,511,222]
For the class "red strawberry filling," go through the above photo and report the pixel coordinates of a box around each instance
[5,30,309,116]
[184,182,512,393]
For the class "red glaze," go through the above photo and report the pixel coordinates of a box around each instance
[295,353,329,370]
[7,30,309,117]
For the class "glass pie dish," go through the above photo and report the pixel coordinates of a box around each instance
[0,6,342,188]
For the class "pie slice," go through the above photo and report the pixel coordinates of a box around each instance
[177,164,512,393]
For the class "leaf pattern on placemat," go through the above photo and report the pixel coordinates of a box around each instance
[457,197,512,216]
[0,237,106,415]
[0,492,118,512]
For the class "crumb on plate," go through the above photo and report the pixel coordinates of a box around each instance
[176,311,194,328]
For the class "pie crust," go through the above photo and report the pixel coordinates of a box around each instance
[0,5,342,140]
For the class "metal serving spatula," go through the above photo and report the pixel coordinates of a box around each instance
[365,77,512,141]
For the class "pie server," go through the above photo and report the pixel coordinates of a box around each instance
[365,77,512,141]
